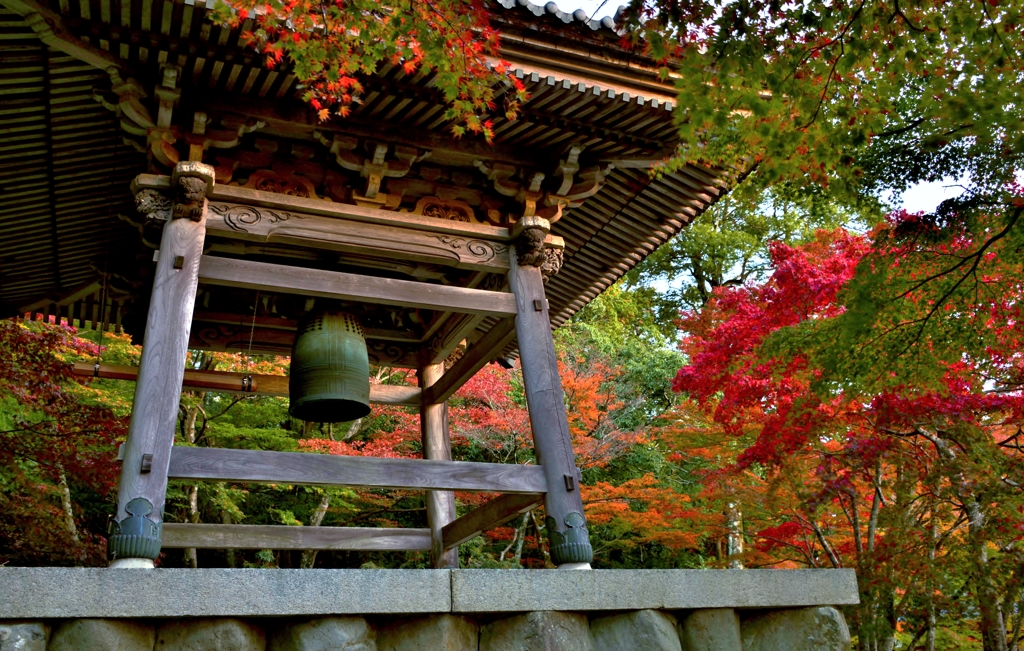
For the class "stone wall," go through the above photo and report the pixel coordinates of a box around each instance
[0,568,858,651]
[1,607,851,651]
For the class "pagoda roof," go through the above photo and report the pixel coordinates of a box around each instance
[0,0,728,360]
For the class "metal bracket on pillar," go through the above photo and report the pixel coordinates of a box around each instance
[108,497,162,561]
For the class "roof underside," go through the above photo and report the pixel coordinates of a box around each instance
[0,0,727,354]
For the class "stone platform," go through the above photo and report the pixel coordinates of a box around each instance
[0,568,858,651]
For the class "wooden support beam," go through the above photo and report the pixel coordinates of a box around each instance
[441,493,545,551]
[198,256,518,318]
[204,202,511,272]
[419,362,458,568]
[167,447,548,494]
[421,319,517,405]
[426,312,489,365]
[508,247,594,566]
[162,523,432,551]
[71,362,421,406]
[109,162,214,566]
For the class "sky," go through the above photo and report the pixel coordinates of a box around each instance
[560,0,619,19]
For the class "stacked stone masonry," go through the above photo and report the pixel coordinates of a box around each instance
[0,569,858,651]
[1,607,850,651]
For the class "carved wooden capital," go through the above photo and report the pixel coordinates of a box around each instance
[514,227,548,268]
[171,161,216,221]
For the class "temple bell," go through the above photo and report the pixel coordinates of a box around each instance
[288,310,371,423]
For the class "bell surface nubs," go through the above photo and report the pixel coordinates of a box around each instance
[289,310,371,423]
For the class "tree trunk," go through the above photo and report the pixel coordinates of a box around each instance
[182,400,202,569]
[967,497,1008,651]
[222,510,236,568]
[725,502,743,569]
[56,465,79,542]
[514,511,529,565]
[299,492,331,569]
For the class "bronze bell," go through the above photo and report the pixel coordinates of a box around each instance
[289,310,371,423]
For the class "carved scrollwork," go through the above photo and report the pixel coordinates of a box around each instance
[135,189,172,222]
[429,235,508,264]
[541,246,564,281]
[243,169,317,198]
[367,341,409,366]
[479,273,505,291]
[208,203,300,233]
[444,344,466,370]
[413,196,476,222]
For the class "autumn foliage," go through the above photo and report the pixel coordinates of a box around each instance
[669,225,1024,649]
[213,0,526,140]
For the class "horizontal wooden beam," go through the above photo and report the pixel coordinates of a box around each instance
[134,174,508,239]
[168,447,548,494]
[442,493,545,551]
[422,319,518,405]
[198,256,518,318]
[72,362,421,406]
[204,202,512,273]
[162,523,431,551]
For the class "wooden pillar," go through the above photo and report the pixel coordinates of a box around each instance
[419,362,459,568]
[108,162,215,567]
[507,221,592,567]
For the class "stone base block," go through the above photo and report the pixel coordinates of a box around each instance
[481,611,593,651]
[49,619,154,651]
[269,617,375,651]
[376,614,476,651]
[590,609,680,651]
[741,606,851,651]
[156,618,265,651]
[0,621,49,651]
[678,609,741,651]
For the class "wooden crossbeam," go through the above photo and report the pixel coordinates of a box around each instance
[72,362,421,406]
[198,256,518,318]
[204,202,512,272]
[441,492,545,551]
[168,447,548,494]
[162,523,432,551]
[422,319,518,404]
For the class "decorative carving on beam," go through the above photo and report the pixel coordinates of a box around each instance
[187,112,266,164]
[512,216,551,268]
[428,236,509,266]
[208,203,301,232]
[135,191,172,223]
[413,197,475,223]
[173,177,208,222]
[368,341,416,367]
[444,343,466,370]
[475,144,612,224]
[541,247,564,282]
[317,133,430,199]
[243,169,318,198]
[202,200,510,273]
[170,163,215,219]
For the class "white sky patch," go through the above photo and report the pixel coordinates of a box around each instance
[891,177,969,214]
[558,0,618,20]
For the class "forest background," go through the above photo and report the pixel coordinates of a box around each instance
[2,1,1024,650]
